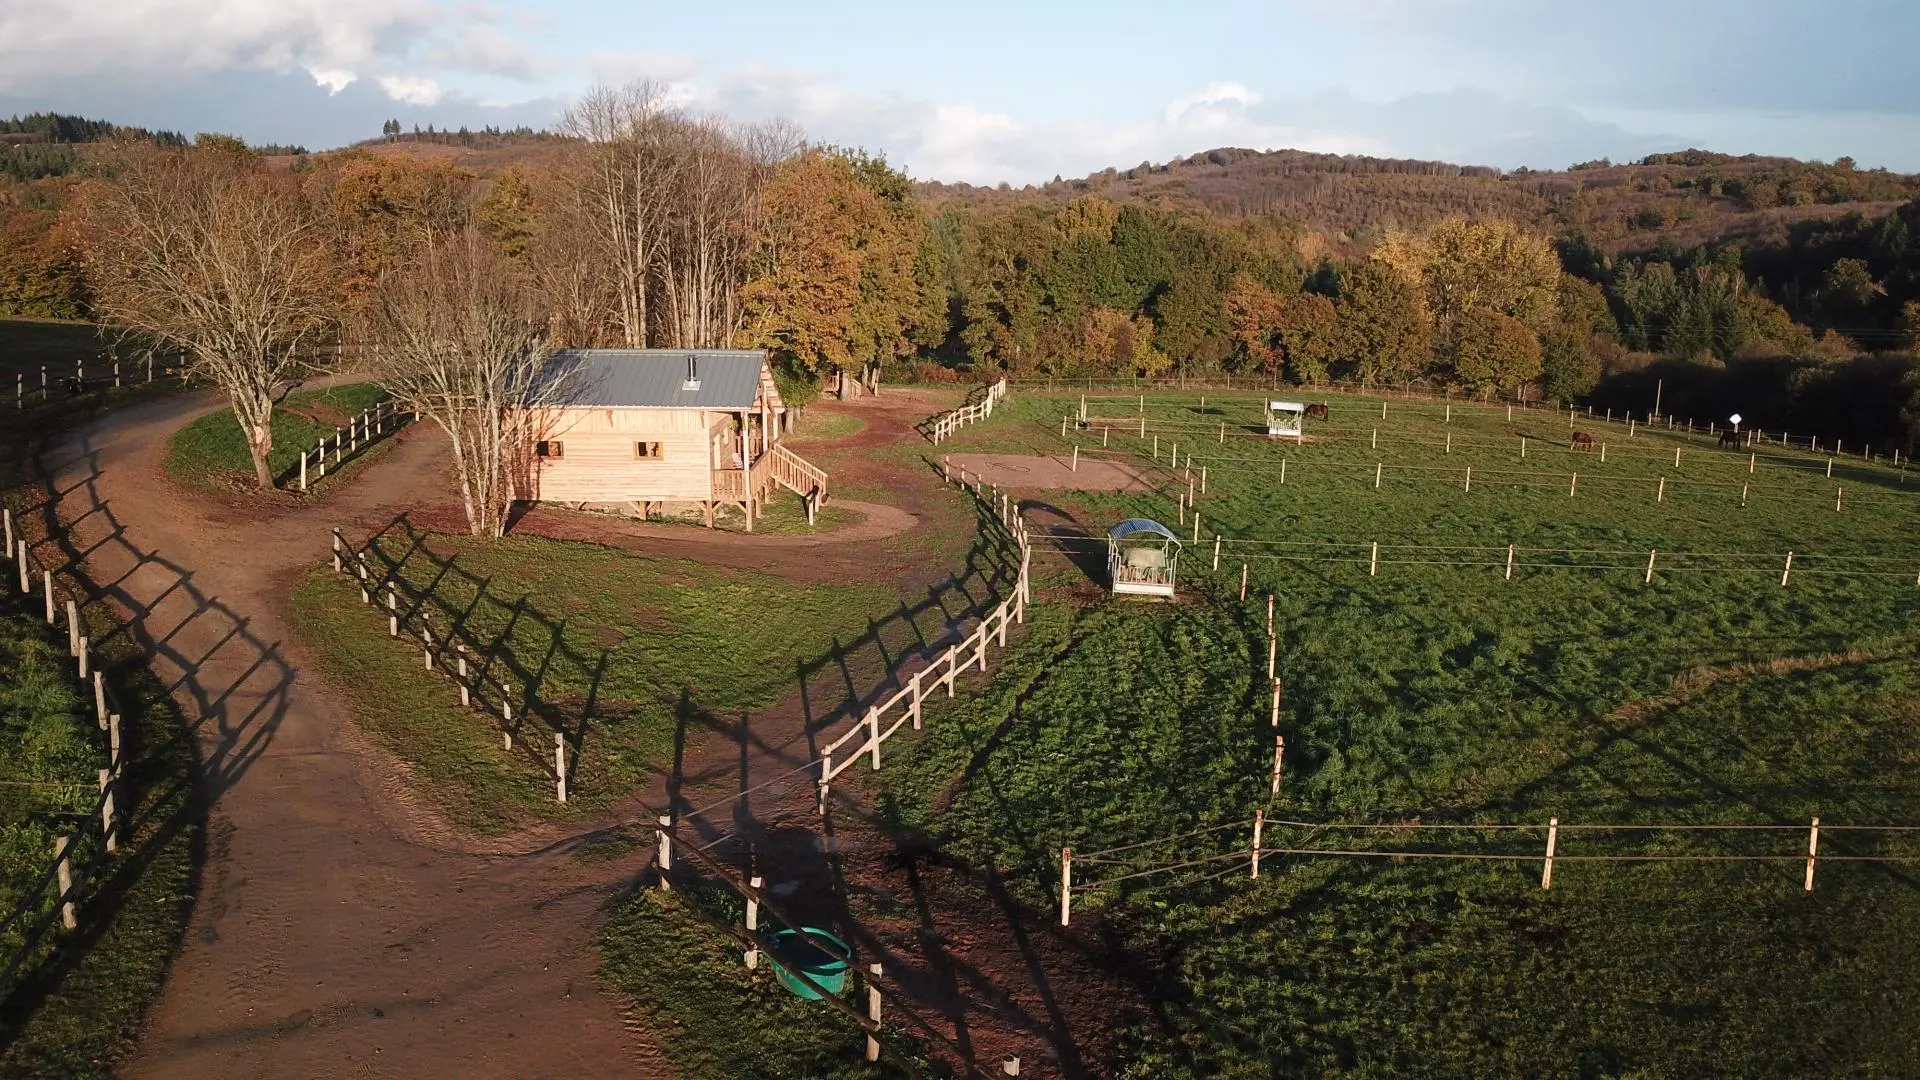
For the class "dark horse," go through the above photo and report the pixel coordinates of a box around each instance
[1305,403,1330,420]
[1571,431,1595,451]
[1718,430,1740,448]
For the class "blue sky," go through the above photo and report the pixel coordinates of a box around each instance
[3,0,1918,182]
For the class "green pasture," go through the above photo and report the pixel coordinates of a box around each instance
[874,388,1920,1077]
[287,496,1009,830]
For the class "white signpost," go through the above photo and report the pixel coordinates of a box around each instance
[1729,412,1743,434]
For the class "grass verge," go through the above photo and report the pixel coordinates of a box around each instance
[163,382,393,493]
[599,888,912,1080]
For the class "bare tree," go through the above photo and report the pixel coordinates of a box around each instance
[562,81,682,348]
[357,231,562,537]
[662,117,766,349]
[78,148,337,488]
[526,174,620,346]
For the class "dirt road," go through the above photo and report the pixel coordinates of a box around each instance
[38,385,1137,1079]
[42,394,663,1079]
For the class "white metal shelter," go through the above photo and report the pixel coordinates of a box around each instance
[1267,400,1305,440]
[1107,518,1182,598]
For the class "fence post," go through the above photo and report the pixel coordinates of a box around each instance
[2,507,10,554]
[1271,735,1284,795]
[1741,483,1749,507]
[54,836,77,930]
[866,963,883,1062]
[1541,818,1559,889]
[868,707,882,770]
[332,528,343,572]
[66,600,78,656]
[744,875,763,967]
[1645,549,1657,584]
[1569,472,1578,497]
[1674,447,1682,468]
[1239,563,1248,601]
[555,733,568,803]
[1835,487,1844,512]
[99,768,117,854]
[1280,459,1287,484]
[1781,551,1794,587]
[1374,462,1382,489]
[1369,541,1379,577]
[1804,817,1820,891]
[15,540,26,593]
[1059,848,1073,926]
[1464,466,1471,493]
[1657,477,1666,503]
[1266,593,1274,636]
[108,713,122,774]
[1070,445,1078,472]
[1520,436,1526,458]
[43,570,54,624]
[1270,678,1281,728]
[93,671,107,727]
[1251,810,1264,878]
[78,636,89,680]
[300,451,308,491]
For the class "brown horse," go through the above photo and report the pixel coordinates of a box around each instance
[1305,403,1330,420]
[1571,431,1595,451]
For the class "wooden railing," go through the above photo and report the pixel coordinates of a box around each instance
[764,443,828,502]
[927,378,1009,444]
[712,468,747,503]
[815,465,1029,803]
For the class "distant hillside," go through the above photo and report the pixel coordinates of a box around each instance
[918,146,1920,251]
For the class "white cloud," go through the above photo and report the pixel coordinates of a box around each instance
[378,75,446,106]
[308,68,357,95]
[0,0,543,98]
[700,69,1394,184]
[587,50,701,87]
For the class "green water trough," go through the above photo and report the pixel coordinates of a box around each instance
[762,927,851,1000]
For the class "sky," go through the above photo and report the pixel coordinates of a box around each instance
[3,0,1919,184]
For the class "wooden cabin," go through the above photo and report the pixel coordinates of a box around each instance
[517,349,827,529]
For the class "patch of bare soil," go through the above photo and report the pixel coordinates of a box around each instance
[944,453,1159,493]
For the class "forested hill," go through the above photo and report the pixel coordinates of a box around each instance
[919,147,1920,251]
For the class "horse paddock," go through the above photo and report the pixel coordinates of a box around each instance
[944,452,1157,492]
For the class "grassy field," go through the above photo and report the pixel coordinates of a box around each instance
[872,389,1920,1077]
[163,382,393,492]
[287,510,997,830]
[787,409,867,444]
[600,888,911,1080]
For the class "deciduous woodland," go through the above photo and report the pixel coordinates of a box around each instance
[3,92,1919,453]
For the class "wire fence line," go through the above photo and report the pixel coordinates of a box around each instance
[1034,379,1909,461]
[1057,417,1913,492]
[1057,813,1920,924]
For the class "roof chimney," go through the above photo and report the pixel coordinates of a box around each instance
[682,353,701,392]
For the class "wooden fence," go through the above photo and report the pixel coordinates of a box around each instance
[1057,814,1920,925]
[327,528,573,800]
[927,379,1009,444]
[294,398,410,491]
[0,508,131,994]
[814,460,1030,806]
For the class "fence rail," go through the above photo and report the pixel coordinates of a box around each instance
[927,378,1009,444]
[1058,813,1920,924]
[815,460,1029,803]
[293,398,409,491]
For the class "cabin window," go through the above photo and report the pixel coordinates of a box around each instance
[537,440,563,459]
[635,441,663,460]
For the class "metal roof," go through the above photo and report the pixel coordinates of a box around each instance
[1108,518,1182,544]
[538,349,770,409]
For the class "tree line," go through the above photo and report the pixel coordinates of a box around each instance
[12,91,1920,493]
